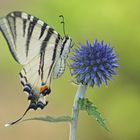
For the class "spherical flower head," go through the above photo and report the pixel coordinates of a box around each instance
[70,40,119,87]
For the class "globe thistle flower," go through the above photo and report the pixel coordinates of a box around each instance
[70,40,119,87]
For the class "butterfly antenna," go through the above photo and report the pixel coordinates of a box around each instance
[5,106,30,127]
[59,15,66,36]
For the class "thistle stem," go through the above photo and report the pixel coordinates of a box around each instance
[69,84,86,140]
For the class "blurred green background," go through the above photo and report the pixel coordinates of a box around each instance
[0,0,140,140]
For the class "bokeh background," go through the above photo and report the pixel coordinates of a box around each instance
[0,0,140,140]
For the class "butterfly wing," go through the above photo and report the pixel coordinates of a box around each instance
[53,36,72,79]
[1,11,73,127]
[0,11,61,65]
[20,34,63,109]
[0,11,64,109]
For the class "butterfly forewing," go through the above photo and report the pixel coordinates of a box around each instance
[0,11,61,65]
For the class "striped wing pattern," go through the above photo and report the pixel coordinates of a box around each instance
[0,11,72,111]
[53,36,72,79]
[0,11,62,65]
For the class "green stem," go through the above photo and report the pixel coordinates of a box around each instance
[69,84,86,140]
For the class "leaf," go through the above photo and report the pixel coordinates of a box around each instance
[78,98,110,131]
[22,116,72,123]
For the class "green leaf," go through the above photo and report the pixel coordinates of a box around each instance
[22,116,72,123]
[78,98,110,131]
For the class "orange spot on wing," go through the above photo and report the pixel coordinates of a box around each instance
[40,85,49,93]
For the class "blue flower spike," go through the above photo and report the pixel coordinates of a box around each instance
[71,40,119,87]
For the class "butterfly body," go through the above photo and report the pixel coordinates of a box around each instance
[0,11,72,112]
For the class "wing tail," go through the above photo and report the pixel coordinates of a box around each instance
[5,106,30,127]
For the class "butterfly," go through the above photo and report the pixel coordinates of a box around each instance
[0,11,72,126]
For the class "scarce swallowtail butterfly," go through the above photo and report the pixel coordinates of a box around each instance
[0,11,72,126]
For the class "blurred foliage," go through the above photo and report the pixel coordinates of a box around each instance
[0,0,140,140]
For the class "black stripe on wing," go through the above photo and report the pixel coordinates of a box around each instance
[0,26,18,62]
[39,51,45,80]
[6,16,16,42]
[39,23,47,39]
[52,35,61,61]
[23,19,27,37]
[60,36,69,55]
[26,16,38,57]
[47,35,61,78]
[40,27,54,52]
[12,11,22,17]
[19,68,27,86]
[39,27,54,81]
